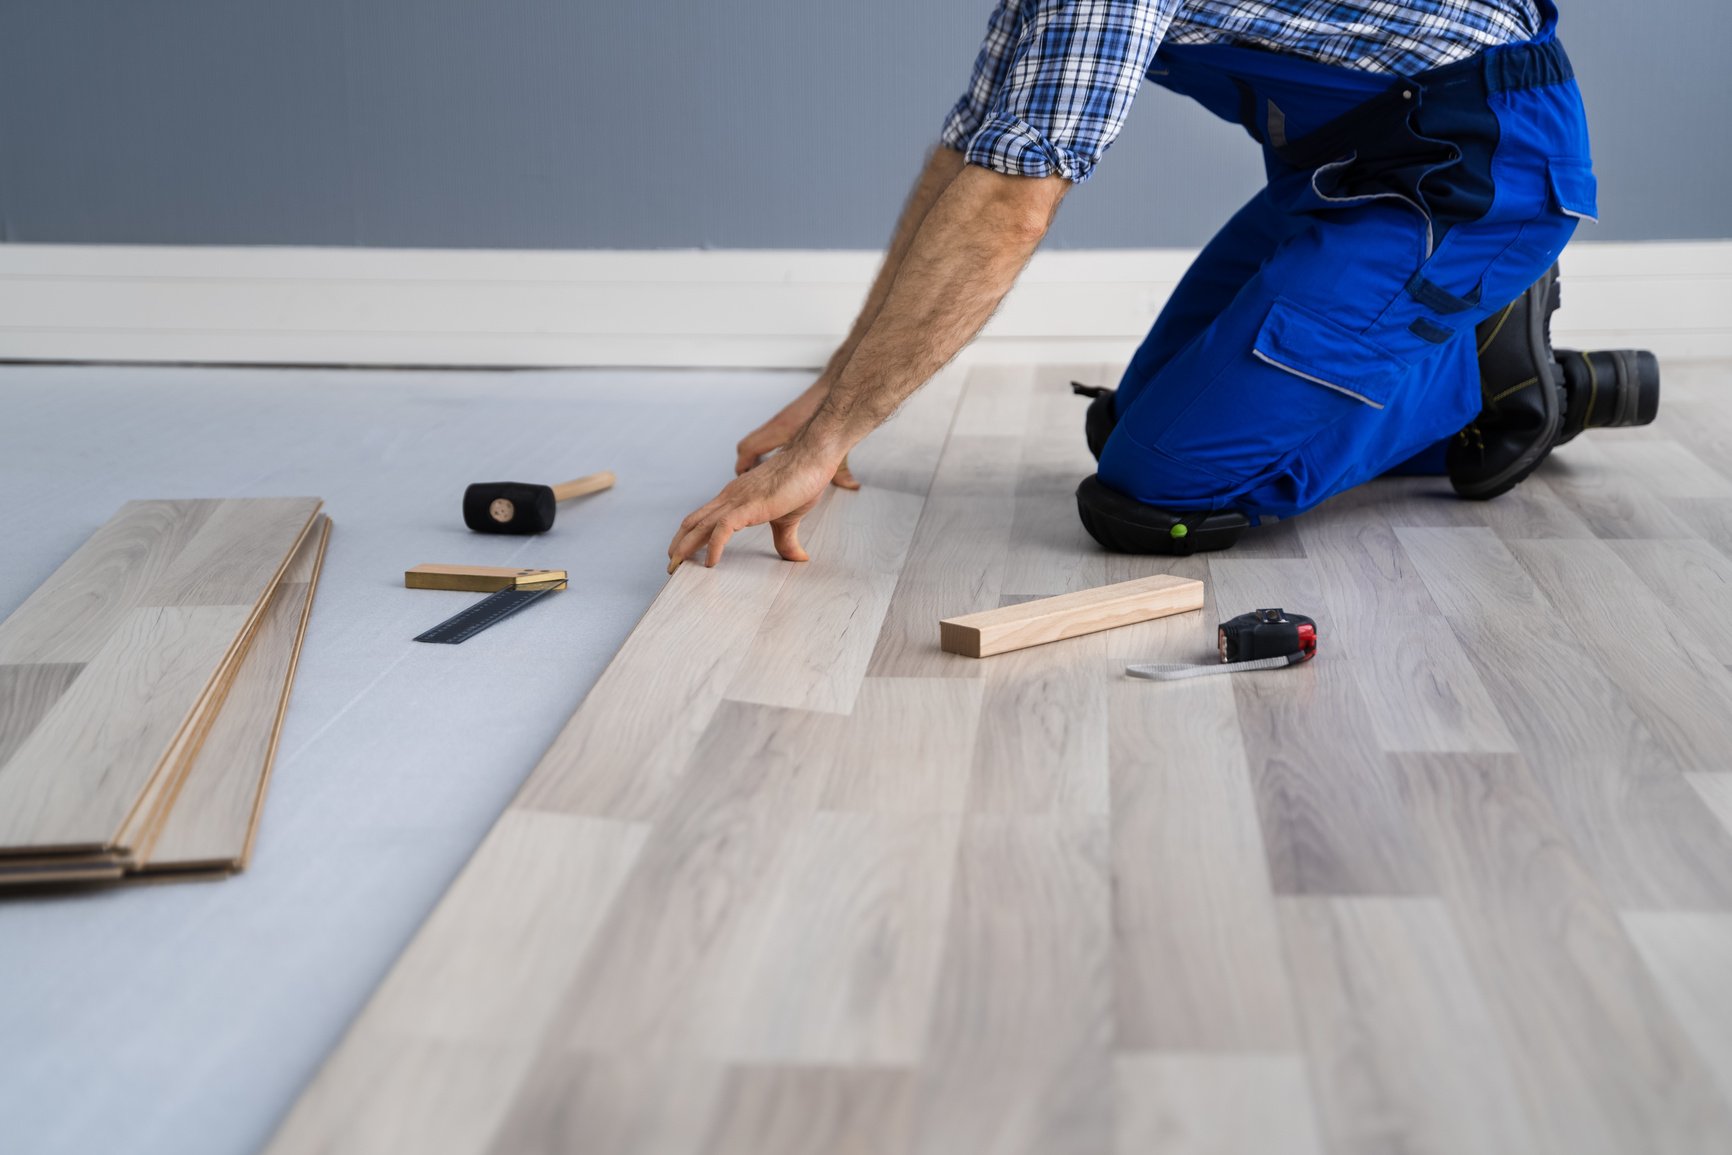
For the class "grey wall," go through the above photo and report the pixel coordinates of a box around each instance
[0,0,1723,249]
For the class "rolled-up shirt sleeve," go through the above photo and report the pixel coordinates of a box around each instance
[941,0,1179,183]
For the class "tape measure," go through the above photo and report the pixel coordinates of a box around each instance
[413,581,565,644]
[1127,608,1318,681]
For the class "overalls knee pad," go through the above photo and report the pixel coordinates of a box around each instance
[1075,475,1249,556]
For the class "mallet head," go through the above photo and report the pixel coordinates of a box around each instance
[463,481,558,535]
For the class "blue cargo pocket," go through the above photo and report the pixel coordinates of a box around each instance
[1149,296,1406,484]
[1252,296,1405,410]
[1547,159,1599,222]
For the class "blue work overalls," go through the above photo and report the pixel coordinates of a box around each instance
[1098,0,1598,521]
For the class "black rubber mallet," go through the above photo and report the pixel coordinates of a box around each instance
[463,470,615,535]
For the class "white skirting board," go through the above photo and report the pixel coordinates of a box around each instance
[0,240,1726,368]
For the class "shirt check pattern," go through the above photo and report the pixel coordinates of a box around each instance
[941,0,1542,182]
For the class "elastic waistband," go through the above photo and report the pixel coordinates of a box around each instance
[1269,34,1574,170]
[1415,32,1573,96]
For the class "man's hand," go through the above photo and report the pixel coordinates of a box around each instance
[668,444,841,573]
[734,381,859,489]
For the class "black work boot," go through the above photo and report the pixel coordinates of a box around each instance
[1448,264,1565,500]
[1552,347,1662,446]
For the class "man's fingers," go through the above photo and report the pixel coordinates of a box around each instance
[704,521,737,568]
[669,517,716,572]
[770,517,808,563]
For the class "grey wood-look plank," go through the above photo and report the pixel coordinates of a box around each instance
[703,1067,914,1155]
[1693,773,1732,841]
[724,493,911,715]
[361,810,648,1046]
[1392,751,1732,1155]
[1298,510,1518,754]
[1278,896,1536,1155]
[1608,538,1732,663]
[514,529,793,822]
[0,499,217,665]
[1472,474,1599,540]
[267,810,648,1155]
[999,368,1110,598]
[815,677,985,815]
[1114,1054,1324,1155]
[1599,440,1732,500]
[1669,498,1732,561]
[1316,474,1482,529]
[910,815,1112,1155]
[1536,440,1702,539]
[866,365,1034,677]
[269,1035,536,1155]
[726,369,962,714]
[966,630,1109,814]
[1209,559,1432,896]
[1110,675,1297,1050]
[1624,912,1732,1114]
[484,1056,723,1155]
[142,515,330,870]
[550,700,829,1057]
[724,812,961,1064]
[1398,526,1732,909]
[1510,537,1732,772]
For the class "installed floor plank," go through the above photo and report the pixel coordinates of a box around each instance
[269,363,1732,1155]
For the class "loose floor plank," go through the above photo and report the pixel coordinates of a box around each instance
[0,496,321,854]
[143,515,331,871]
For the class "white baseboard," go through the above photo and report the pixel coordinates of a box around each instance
[0,241,1726,369]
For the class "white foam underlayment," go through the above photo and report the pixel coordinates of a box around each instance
[0,363,802,1155]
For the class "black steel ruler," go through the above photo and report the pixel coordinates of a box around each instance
[413,580,565,644]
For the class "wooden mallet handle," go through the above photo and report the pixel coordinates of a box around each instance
[551,471,616,502]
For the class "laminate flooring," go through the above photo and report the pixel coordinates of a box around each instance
[270,359,1732,1155]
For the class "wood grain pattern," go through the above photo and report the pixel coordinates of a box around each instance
[1115,1054,1325,1155]
[268,361,1732,1154]
[1399,526,1732,909]
[1278,896,1535,1155]
[1394,751,1732,1155]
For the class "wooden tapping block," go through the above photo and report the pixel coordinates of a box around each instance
[405,564,569,592]
[939,573,1204,658]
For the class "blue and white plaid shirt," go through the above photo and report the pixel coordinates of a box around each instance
[941,0,1542,182]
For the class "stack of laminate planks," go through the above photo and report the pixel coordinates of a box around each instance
[0,498,329,885]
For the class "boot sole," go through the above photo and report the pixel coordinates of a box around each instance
[1452,269,1565,501]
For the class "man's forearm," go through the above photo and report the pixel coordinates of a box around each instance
[820,146,968,383]
[804,165,1067,452]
